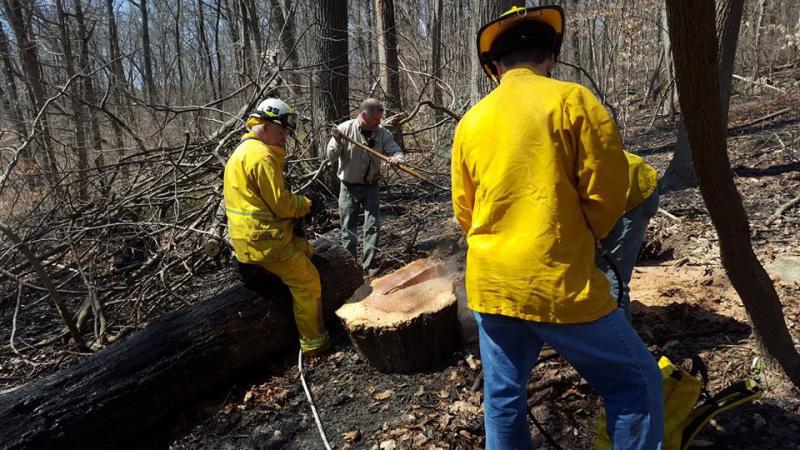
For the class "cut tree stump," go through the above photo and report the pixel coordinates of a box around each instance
[0,240,362,450]
[336,259,462,373]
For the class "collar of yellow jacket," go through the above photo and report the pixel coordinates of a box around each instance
[500,66,546,82]
[240,131,286,160]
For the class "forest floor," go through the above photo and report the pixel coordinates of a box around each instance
[167,81,800,450]
[2,76,800,449]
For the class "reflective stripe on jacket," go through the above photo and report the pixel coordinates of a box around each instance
[451,67,630,324]
[624,151,659,213]
[224,132,311,263]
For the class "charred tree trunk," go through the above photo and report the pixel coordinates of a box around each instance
[0,242,363,449]
[666,0,800,387]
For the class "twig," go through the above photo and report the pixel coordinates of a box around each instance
[10,283,23,355]
[657,208,681,222]
[732,74,785,93]
[728,107,791,132]
[767,193,800,224]
[0,221,88,352]
[398,100,462,125]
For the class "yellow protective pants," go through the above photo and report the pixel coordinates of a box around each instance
[257,241,329,353]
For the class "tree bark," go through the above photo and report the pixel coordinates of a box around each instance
[55,0,91,199]
[430,0,444,122]
[238,0,253,79]
[313,0,350,124]
[375,0,403,146]
[104,0,128,157]
[0,26,28,142]
[469,0,524,104]
[662,0,744,191]
[565,0,582,84]
[74,0,109,193]
[244,0,262,63]
[269,0,299,92]
[2,0,59,179]
[197,0,218,99]
[666,0,800,387]
[172,0,187,105]
[0,242,363,450]
[133,0,158,105]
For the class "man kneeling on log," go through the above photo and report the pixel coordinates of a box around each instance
[224,98,330,356]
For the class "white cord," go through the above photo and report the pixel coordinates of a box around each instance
[298,349,333,450]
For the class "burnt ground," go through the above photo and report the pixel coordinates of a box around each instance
[3,74,800,449]
[167,80,800,450]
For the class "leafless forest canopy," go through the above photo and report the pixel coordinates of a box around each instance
[1,0,799,404]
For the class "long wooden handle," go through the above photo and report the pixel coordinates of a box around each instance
[335,132,445,190]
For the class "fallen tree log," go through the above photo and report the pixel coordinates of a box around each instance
[0,240,362,450]
[337,260,462,373]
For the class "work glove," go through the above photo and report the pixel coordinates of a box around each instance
[306,193,324,218]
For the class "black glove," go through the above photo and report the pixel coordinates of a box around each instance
[306,193,324,218]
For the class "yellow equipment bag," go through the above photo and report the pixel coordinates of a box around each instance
[595,356,762,450]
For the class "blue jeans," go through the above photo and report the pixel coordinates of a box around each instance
[598,190,660,321]
[475,310,664,450]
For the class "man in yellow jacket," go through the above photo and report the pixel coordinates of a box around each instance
[224,98,329,356]
[452,6,663,449]
[598,152,660,322]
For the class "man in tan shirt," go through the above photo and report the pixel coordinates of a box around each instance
[327,98,404,273]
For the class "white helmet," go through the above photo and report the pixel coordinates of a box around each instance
[249,98,297,131]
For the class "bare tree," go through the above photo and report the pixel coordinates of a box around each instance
[74,0,107,178]
[430,0,444,121]
[0,26,28,142]
[270,0,299,92]
[197,0,218,99]
[55,0,91,199]
[469,0,524,104]
[104,0,128,155]
[666,0,800,387]
[1,0,59,179]
[662,0,745,191]
[313,0,350,126]
[131,0,158,105]
[375,0,401,112]
[375,0,403,145]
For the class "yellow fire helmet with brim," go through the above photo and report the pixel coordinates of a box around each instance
[477,5,565,84]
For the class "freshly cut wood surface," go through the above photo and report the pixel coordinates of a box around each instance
[336,259,462,373]
[338,277,455,327]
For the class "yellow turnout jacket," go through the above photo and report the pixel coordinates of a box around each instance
[624,151,658,213]
[224,132,311,263]
[451,67,630,324]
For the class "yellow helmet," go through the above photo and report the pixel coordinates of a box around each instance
[476,5,565,83]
